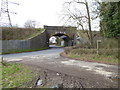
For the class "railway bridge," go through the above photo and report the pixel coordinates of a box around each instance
[30,26,77,49]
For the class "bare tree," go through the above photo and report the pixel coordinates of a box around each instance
[62,0,99,46]
[24,20,40,28]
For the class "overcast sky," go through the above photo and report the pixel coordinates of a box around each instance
[0,0,65,27]
[0,0,101,30]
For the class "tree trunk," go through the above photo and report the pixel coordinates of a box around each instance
[85,1,93,46]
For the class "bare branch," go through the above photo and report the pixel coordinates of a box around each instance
[74,0,86,4]
[61,0,100,46]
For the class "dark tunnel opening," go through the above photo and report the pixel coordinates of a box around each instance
[49,33,73,47]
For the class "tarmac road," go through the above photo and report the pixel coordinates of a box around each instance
[2,46,119,88]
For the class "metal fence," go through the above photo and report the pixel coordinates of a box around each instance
[1,40,30,52]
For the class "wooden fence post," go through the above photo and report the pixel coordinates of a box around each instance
[0,57,3,65]
[97,40,101,55]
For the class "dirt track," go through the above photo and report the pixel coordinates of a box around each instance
[20,64,118,88]
[3,47,119,88]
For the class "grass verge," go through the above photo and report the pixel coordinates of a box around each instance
[1,47,49,55]
[22,29,44,40]
[2,62,34,88]
[61,52,118,65]
[2,27,44,40]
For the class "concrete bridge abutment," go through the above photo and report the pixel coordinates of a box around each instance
[44,25,77,47]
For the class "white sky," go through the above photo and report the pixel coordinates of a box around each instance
[6,0,65,27]
[0,0,101,30]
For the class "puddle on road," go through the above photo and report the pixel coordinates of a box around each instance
[61,60,79,66]
[61,60,115,77]
[23,56,30,58]
[30,56,40,59]
[95,65,105,68]
[94,69,112,77]
[29,55,46,59]
[5,58,23,62]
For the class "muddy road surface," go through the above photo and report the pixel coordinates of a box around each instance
[3,47,119,88]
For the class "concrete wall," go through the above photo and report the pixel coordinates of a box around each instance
[30,31,48,49]
[1,26,77,53]
[2,31,48,53]
[0,32,49,52]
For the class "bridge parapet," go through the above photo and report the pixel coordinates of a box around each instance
[44,26,77,46]
[44,25,77,38]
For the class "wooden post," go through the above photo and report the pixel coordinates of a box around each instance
[97,40,101,55]
[0,57,3,65]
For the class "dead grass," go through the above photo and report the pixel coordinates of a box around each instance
[63,46,118,65]
[1,27,44,40]
[61,52,118,65]
[68,53,118,64]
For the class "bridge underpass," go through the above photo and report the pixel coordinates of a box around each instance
[1,26,78,53]
[49,33,73,47]
[44,26,77,48]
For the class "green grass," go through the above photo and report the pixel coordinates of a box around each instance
[2,62,34,88]
[1,47,49,55]
[67,53,118,64]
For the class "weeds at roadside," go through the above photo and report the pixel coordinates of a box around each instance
[67,53,118,64]
[2,62,34,88]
